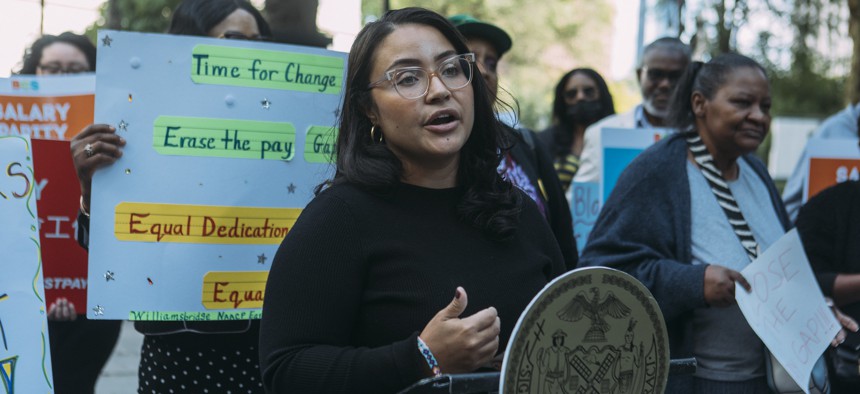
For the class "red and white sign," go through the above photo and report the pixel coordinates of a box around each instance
[32,139,89,308]
[1,75,94,310]
[803,138,860,202]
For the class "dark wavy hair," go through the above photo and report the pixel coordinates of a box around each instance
[666,53,767,131]
[168,0,272,37]
[331,7,521,241]
[549,68,614,157]
[17,32,96,75]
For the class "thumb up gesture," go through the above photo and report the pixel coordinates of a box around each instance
[419,287,501,374]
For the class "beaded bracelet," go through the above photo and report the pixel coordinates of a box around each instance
[416,336,441,377]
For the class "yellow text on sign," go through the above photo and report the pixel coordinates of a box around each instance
[114,202,301,244]
[152,116,296,160]
[202,271,268,310]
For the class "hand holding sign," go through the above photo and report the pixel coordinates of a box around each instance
[736,229,843,393]
[826,298,858,347]
[70,123,125,207]
[704,265,751,307]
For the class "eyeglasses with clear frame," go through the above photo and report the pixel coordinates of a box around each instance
[368,53,475,100]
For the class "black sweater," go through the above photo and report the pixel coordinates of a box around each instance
[796,180,860,321]
[259,182,566,393]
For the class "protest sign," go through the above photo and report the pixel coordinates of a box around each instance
[0,75,94,311]
[32,139,88,308]
[600,128,667,203]
[87,31,345,320]
[736,229,839,393]
[0,135,54,393]
[803,138,860,203]
[0,75,94,141]
[570,182,599,254]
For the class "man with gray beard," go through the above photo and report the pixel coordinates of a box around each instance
[573,37,691,184]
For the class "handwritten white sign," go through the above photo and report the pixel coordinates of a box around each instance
[736,229,838,393]
[0,135,54,392]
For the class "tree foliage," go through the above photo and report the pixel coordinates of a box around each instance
[85,0,182,39]
[686,0,849,117]
[86,0,329,47]
[364,0,616,129]
[848,0,860,104]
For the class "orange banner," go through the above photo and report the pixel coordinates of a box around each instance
[0,94,94,140]
[806,157,860,200]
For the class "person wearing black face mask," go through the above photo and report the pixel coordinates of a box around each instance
[539,68,615,190]
[565,100,606,125]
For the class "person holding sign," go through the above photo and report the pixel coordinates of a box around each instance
[71,1,272,393]
[538,68,615,190]
[797,180,860,392]
[259,8,566,393]
[17,32,122,394]
[580,53,855,392]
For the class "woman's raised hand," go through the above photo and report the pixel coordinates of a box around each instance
[419,287,501,374]
[704,264,751,307]
[70,124,125,208]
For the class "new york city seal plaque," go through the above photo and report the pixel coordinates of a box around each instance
[500,267,669,394]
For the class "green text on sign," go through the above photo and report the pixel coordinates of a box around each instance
[304,126,337,163]
[152,116,296,160]
[190,45,343,94]
[129,310,262,321]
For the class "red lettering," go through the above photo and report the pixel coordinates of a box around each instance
[777,249,799,282]
[229,217,239,237]
[213,282,228,302]
[129,213,149,234]
[753,271,769,303]
[202,216,215,236]
[766,259,785,292]
[775,298,797,323]
[229,291,242,308]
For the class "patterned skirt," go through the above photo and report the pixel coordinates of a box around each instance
[137,331,264,394]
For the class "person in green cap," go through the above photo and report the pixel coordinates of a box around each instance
[449,14,577,268]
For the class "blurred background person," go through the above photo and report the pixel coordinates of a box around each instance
[573,37,691,185]
[18,32,95,76]
[538,68,615,190]
[70,0,272,392]
[782,103,860,222]
[449,13,577,268]
[17,31,120,394]
[796,179,860,393]
[259,8,566,393]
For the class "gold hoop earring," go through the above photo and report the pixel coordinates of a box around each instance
[370,125,383,143]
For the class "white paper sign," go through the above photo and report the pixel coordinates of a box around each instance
[736,229,839,393]
[0,135,54,392]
